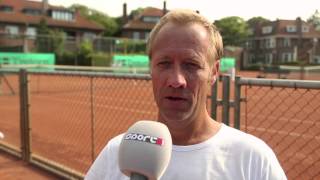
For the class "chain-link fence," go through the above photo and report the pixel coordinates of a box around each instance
[0,68,158,178]
[0,33,147,66]
[0,71,20,156]
[235,78,320,180]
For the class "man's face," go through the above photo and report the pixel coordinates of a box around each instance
[150,22,217,128]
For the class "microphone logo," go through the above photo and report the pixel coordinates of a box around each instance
[124,133,164,146]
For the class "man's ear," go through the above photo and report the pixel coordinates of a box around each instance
[210,59,220,85]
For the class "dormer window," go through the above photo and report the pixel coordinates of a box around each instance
[0,5,13,12]
[286,25,297,32]
[22,8,41,16]
[142,16,160,23]
[51,10,74,21]
[302,25,309,32]
[262,26,272,34]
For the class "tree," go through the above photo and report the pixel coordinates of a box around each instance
[36,18,65,55]
[69,4,90,17]
[247,16,270,27]
[90,12,119,36]
[48,30,65,56]
[129,7,144,19]
[36,18,50,52]
[113,16,123,36]
[69,4,120,37]
[307,10,320,27]
[214,16,249,46]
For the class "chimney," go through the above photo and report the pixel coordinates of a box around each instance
[296,17,303,47]
[163,1,167,15]
[42,0,48,15]
[123,3,128,25]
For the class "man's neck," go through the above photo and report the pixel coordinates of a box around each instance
[166,114,221,146]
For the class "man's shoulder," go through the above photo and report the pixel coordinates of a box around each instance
[85,133,127,180]
[219,124,273,154]
[107,134,124,148]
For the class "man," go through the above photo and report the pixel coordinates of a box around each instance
[85,9,287,180]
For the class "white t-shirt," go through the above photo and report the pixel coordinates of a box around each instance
[85,124,287,180]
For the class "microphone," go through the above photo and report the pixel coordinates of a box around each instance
[118,120,172,180]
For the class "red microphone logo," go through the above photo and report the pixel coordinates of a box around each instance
[124,133,164,146]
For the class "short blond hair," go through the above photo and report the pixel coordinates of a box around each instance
[147,9,223,64]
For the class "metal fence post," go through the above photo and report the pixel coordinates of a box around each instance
[234,76,241,130]
[211,79,218,121]
[222,75,230,125]
[0,72,2,95]
[90,77,96,162]
[19,69,31,162]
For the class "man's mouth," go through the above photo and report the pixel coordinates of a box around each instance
[165,96,187,101]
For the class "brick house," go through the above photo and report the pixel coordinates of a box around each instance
[121,1,168,41]
[243,18,320,68]
[0,0,104,52]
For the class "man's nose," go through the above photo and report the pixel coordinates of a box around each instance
[167,67,187,88]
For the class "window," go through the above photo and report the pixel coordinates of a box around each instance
[0,5,13,12]
[265,53,273,64]
[83,32,96,40]
[260,40,265,49]
[5,25,19,35]
[282,53,292,63]
[249,54,256,64]
[246,40,254,49]
[313,56,320,64]
[271,38,276,48]
[283,38,291,47]
[142,16,160,23]
[266,39,271,48]
[262,26,272,34]
[133,32,140,40]
[25,27,36,39]
[145,32,150,41]
[22,8,41,15]
[286,25,297,32]
[302,25,309,32]
[266,38,276,48]
[52,10,74,21]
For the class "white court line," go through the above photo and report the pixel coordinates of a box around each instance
[0,131,4,139]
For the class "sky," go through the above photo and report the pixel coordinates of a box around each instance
[48,0,320,22]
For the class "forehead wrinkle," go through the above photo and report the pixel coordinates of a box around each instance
[153,47,203,61]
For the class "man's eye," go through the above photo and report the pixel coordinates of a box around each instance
[186,62,200,69]
[157,61,170,67]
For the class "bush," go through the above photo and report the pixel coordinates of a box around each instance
[243,64,261,71]
[90,53,112,67]
[280,61,300,66]
[56,51,77,65]
[116,39,146,54]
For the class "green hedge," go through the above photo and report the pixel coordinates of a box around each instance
[90,53,113,67]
